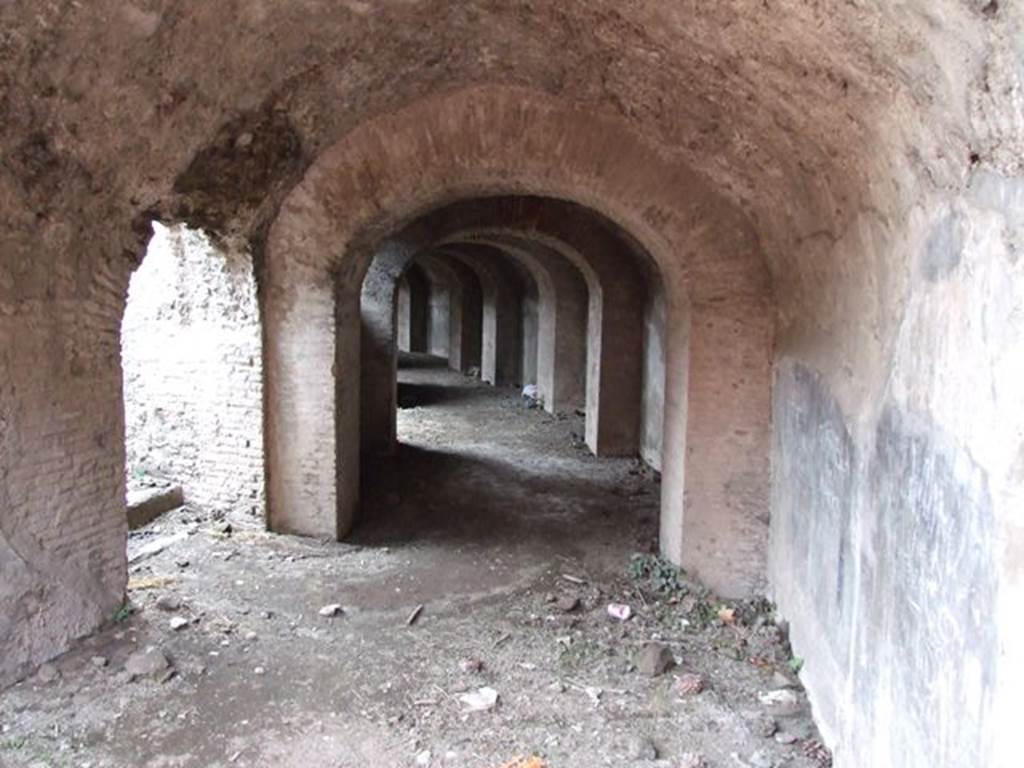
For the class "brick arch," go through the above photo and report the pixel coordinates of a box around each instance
[264,85,772,596]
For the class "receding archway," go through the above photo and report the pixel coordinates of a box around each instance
[264,85,773,597]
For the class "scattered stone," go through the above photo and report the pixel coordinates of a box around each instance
[556,595,580,613]
[124,647,172,681]
[758,688,802,717]
[261,610,274,619]
[802,738,833,766]
[679,753,706,768]
[253,666,266,676]
[625,734,658,761]
[457,686,499,712]
[607,602,632,621]
[547,681,566,693]
[36,663,60,684]
[787,717,815,739]
[636,642,674,677]
[155,594,182,612]
[244,631,258,641]
[216,522,233,535]
[174,558,190,568]
[459,658,484,674]
[415,750,432,766]
[169,616,189,631]
[319,603,344,617]
[770,670,799,689]
[91,656,109,669]
[775,732,798,745]
[749,749,775,768]
[677,672,705,696]
[752,715,778,738]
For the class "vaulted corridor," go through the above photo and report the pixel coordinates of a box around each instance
[1,3,1022,766]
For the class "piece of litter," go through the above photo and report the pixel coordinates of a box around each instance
[169,616,189,631]
[497,758,546,768]
[319,603,344,617]
[128,575,176,591]
[406,604,424,626]
[607,603,632,621]
[561,574,586,584]
[458,686,499,712]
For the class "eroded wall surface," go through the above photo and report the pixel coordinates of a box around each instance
[122,224,264,517]
[771,174,1024,768]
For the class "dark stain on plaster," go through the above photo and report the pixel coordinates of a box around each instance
[173,108,304,233]
[922,210,965,281]
[860,404,997,767]
[773,362,855,649]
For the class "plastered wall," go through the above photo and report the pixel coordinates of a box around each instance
[770,174,1024,768]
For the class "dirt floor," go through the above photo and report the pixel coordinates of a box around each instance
[0,355,828,768]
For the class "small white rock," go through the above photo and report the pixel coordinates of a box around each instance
[169,616,189,631]
[319,603,344,617]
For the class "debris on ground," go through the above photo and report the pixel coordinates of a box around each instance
[35,663,59,684]
[124,647,172,682]
[318,603,344,617]
[127,574,176,590]
[556,595,580,613]
[759,688,803,717]
[457,686,499,712]
[624,733,658,760]
[677,671,705,696]
[155,593,182,611]
[606,602,632,621]
[636,641,674,677]
[802,739,833,766]
[496,757,545,768]
[521,384,541,408]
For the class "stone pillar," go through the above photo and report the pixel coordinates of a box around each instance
[659,294,772,598]
[360,247,407,457]
[405,264,429,353]
[265,260,355,539]
[585,279,645,456]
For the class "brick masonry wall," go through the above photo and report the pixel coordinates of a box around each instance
[122,224,265,518]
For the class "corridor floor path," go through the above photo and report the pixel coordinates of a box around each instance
[0,355,826,767]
